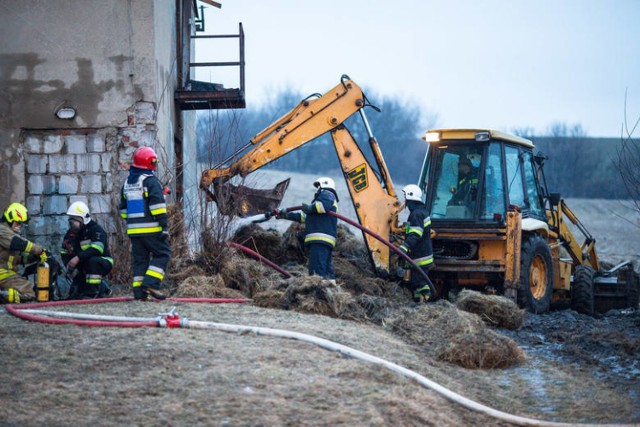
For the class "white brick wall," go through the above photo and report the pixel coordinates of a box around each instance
[77,154,102,173]
[80,175,103,193]
[26,196,41,215]
[101,152,113,171]
[22,103,158,248]
[58,175,78,194]
[65,135,87,154]
[28,175,56,194]
[89,194,111,214]
[43,135,63,154]
[48,154,75,173]
[87,134,105,152]
[43,195,67,215]
[25,135,42,153]
[26,155,47,173]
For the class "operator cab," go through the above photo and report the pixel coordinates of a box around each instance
[419,129,547,224]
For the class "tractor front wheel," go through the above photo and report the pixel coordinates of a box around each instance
[518,234,554,314]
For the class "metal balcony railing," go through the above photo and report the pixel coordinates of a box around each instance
[175,22,245,110]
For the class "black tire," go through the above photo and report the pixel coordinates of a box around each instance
[518,234,554,314]
[625,266,639,309]
[571,265,595,315]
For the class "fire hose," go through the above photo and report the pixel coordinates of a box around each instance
[229,241,292,278]
[4,298,630,427]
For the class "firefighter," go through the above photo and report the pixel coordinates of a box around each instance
[398,184,435,303]
[61,201,113,299]
[274,177,338,281]
[0,202,46,303]
[449,156,478,207]
[119,146,170,301]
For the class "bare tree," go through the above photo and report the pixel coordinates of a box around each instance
[615,90,640,215]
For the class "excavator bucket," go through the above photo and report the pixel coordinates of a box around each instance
[208,178,290,217]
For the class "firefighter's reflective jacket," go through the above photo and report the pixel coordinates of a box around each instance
[119,166,168,236]
[60,220,113,266]
[0,222,43,281]
[287,189,338,248]
[399,200,434,268]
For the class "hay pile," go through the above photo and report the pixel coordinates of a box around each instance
[383,301,525,369]
[231,224,284,263]
[177,274,246,299]
[219,254,281,297]
[253,275,367,321]
[168,220,527,370]
[454,289,525,330]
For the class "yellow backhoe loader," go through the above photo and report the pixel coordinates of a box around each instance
[419,129,637,314]
[200,75,638,315]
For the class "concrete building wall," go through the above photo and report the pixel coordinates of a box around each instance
[0,0,189,251]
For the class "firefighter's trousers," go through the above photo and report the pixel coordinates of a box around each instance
[307,243,335,280]
[130,234,171,292]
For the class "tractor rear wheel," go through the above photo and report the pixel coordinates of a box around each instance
[571,265,595,315]
[625,265,639,309]
[518,234,554,313]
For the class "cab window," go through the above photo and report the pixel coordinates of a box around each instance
[522,151,544,218]
[505,146,524,208]
[480,143,506,219]
[429,145,482,220]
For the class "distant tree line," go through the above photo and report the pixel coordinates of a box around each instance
[197,89,631,199]
[517,123,629,199]
[196,86,436,185]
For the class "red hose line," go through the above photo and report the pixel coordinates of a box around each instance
[5,304,157,328]
[15,296,132,309]
[229,241,293,278]
[5,297,250,328]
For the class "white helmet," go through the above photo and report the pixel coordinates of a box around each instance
[67,201,91,225]
[313,177,336,191]
[402,184,423,202]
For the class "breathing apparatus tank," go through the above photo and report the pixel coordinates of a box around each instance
[36,252,50,302]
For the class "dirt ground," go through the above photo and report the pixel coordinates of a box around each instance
[1,293,639,426]
[1,187,639,426]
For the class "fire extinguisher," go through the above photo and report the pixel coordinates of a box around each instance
[36,252,50,302]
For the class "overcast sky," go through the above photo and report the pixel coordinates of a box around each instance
[197,0,640,138]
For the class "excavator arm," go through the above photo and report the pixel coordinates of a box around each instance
[549,199,600,272]
[200,75,403,274]
[201,76,367,188]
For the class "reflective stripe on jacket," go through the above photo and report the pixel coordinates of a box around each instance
[399,200,434,267]
[119,166,168,236]
[60,220,113,266]
[0,222,43,280]
[288,189,338,248]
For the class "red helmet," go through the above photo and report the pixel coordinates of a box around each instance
[132,147,158,170]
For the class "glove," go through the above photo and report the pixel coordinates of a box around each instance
[275,209,288,219]
[161,230,169,240]
[301,203,313,214]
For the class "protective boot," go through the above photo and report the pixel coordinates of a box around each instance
[413,285,431,303]
[0,288,21,304]
[144,287,167,301]
[98,279,112,298]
